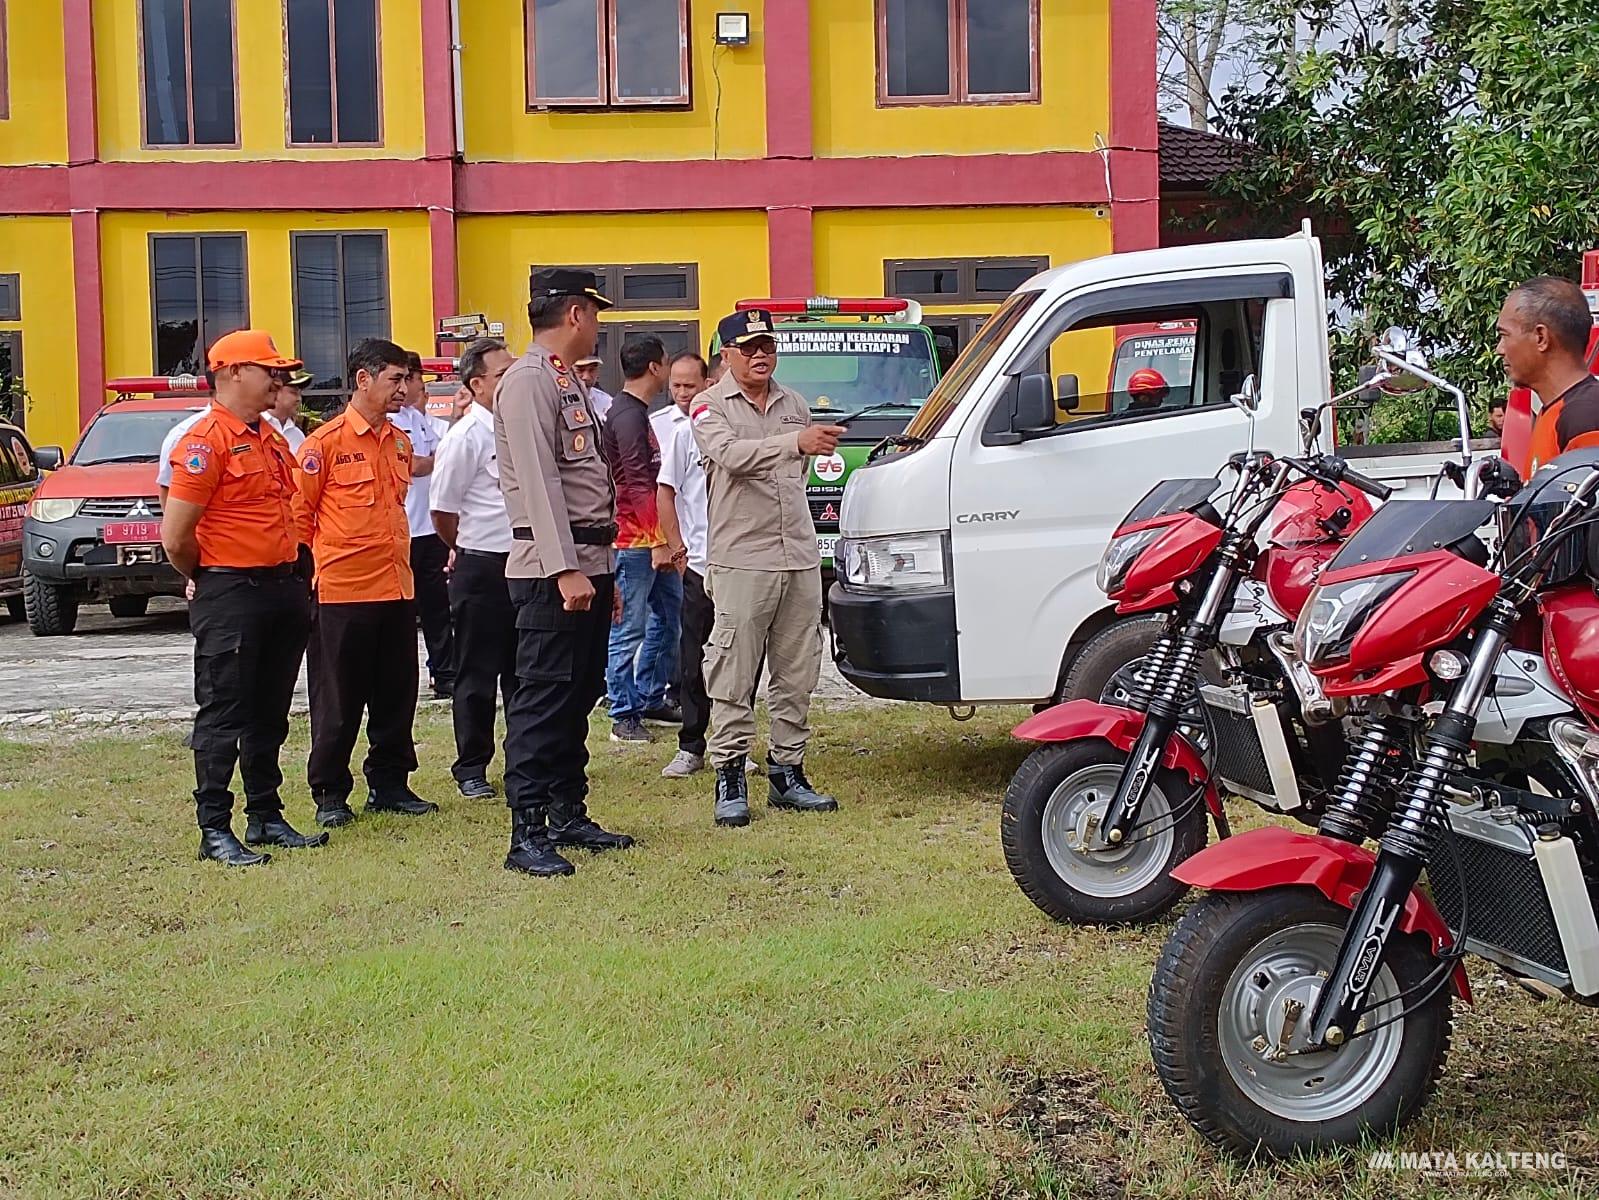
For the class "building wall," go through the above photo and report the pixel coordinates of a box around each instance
[98,209,434,382]
[0,216,77,447]
[0,3,69,165]
[93,0,426,161]
[459,0,768,163]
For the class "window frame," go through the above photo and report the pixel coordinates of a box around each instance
[0,273,18,322]
[524,0,692,111]
[0,329,22,431]
[592,318,701,396]
[147,232,251,377]
[289,228,393,399]
[560,263,698,312]
[885,256,1049,306]
[875,0,1040,108]
[137,0,242,149]
[283,0,386,149]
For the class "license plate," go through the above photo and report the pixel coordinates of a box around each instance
[102,521,162,544]
[817,535,839,561]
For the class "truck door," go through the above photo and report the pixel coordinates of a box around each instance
[947,270,1308,701]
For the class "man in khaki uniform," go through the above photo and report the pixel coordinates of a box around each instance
[692,309,849,826]
[494,268,635,876]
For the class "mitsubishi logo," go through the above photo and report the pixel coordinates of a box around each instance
[128,499,153,518]
[821,503,838,522]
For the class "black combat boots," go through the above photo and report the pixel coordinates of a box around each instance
[767,761,838,813]
[714,757,751,827]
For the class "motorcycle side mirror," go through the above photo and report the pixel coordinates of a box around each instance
[1371,327,1433,395]
[1229,374,1260,416]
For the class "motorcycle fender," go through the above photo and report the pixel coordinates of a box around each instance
[1012,699,1223,818]
[1171,825,1472,1001]
[1114,584,1179,614]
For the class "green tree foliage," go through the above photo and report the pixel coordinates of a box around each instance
[1213,0,1599,442]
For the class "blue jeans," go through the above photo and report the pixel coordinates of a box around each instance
[606,549,682,720]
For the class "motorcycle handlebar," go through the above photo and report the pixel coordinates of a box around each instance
[1284,455,1394,502]
[1336,464,1393,501]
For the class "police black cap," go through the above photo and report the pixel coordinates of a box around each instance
[530,267,614,309]
[718,308,777,348]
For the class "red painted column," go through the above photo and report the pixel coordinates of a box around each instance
[767,206,814,298]
[421,0,458,326]
[64,0,104,424]
[1108,0,1161,251]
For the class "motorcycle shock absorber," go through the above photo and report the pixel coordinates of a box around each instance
[1121,633,1179,714]
[1317,714,1409,845]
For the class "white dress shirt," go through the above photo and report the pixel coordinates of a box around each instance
[656,406,708,576]
[430,401,514,554]
[392,403,448,539]
[589,386,614,423]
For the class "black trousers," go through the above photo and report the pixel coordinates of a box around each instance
[449,549,517,783]
[503,573,614,826]
[188,570,311,830]
[678,567,714,756]
[411,533,455,689]
[306,597,419,800]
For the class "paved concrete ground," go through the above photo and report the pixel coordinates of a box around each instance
[0,596,872,725]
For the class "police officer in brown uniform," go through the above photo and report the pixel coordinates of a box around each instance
[494,268,636,876]
[693,309,848,826]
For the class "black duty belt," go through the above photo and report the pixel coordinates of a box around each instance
[512,523,617,546]
[198,563,298,579]
[457,548,510,560]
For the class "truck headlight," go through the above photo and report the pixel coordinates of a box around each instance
[839,532,949,593]
[29,498,82,523]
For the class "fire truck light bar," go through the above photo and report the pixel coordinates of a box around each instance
[106,375,212,394]
[737,297,911,316]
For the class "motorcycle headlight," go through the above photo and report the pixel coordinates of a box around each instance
[1096,525,1164,597]
[1294,572,1413,667]
[839,532,949,593]
[28,498,82,523]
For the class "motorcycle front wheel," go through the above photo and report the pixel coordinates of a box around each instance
[1001,740,1208,925]
[1147,887,1452,1159]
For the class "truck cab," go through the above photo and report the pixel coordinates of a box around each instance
[829,230,1332,705]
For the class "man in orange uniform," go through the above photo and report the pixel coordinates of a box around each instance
[1498,277,1599,470]
[161,330,325,867]
[297,338,437,827]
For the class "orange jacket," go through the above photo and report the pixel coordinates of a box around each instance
[166,402,300,569]
[296,405,414,602]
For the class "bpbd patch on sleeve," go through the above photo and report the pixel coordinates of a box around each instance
[182,442,212,475]
[301,450,323,475]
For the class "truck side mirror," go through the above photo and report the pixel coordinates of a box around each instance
[984,373,1056,446]
[1055,374,1079,413]
[34,446,63,471]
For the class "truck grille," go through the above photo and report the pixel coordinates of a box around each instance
[80,497,162,520]
[808,496,842,527]
[1428,830,1567,975]
[1200,687,1275,798]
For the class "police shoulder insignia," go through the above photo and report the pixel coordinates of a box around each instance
[570,405,589,425]
[549,354,567,372]
[556,376,572,390]
[302,451,323,475]
[182,442,212,475]
[573,432,587,453]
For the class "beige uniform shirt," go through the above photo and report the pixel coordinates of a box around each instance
[692,373,819,571]
[494,343,615,579]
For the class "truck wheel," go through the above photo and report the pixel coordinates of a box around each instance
[4,595,23,621]
[1057,617,1166,704]
[108,595,150,619]
[1001,740,1207,925]
[1148,888,1451,1159]
[23,571,79,637]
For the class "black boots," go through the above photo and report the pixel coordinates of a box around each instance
[767,761,838,813]
[245,813,329,849]
[504,808,576,877]
[714,758,751,827]
[198,827,271,867]
[365,786,439,816]
[314,796,357,828]
[548,794,635,851]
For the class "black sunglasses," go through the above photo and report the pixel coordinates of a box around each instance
[731,336,777,355]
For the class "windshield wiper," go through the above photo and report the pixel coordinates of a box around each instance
[866,433,926,462]
[831,402,922,427]
[79,454,160,465]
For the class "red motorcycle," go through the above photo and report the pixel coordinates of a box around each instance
[1147,450,1599,1157]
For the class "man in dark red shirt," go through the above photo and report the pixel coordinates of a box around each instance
[1496,276,1599,468]
[600,335,679,743]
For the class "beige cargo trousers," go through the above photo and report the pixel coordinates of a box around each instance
[702,565,824,767]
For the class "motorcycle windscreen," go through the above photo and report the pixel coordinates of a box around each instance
[1122,477,1222,525]
[1501,448,1599,585]
[1324,499,1497,573]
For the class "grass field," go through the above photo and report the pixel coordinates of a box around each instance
[3,704,1598,1199]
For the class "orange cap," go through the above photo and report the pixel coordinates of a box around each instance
[207,329,303,371]
[1127,367,1169,395]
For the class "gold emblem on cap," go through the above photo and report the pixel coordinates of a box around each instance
[747,316,763,332]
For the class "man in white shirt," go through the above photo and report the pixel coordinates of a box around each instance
[574,354,614,422]
[429,337,517,800]
[657,351,713,778]
[392,352,455,699]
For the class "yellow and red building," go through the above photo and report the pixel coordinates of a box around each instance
[0,0,1158,448]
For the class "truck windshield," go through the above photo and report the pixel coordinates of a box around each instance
[774,328,937,416]
[74,409,204,466]
[900,291,1042,442]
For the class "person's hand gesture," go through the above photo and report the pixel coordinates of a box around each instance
[798,425,846,456]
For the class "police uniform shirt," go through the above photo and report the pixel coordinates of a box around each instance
[493,344,616,579]
[691,373,819,572]
[431,401,513,554]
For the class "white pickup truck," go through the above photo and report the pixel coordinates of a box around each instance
[828,227,1481,709]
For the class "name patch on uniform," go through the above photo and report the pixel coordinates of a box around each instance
[334,452,367,465]
[302,451,323,475]
[182,442,211,475]
[229,444,252,455]
[780,414,806,426]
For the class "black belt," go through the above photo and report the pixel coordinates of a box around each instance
[198,563,297,579]
[457,548,510,560]
[513,523,618,546]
